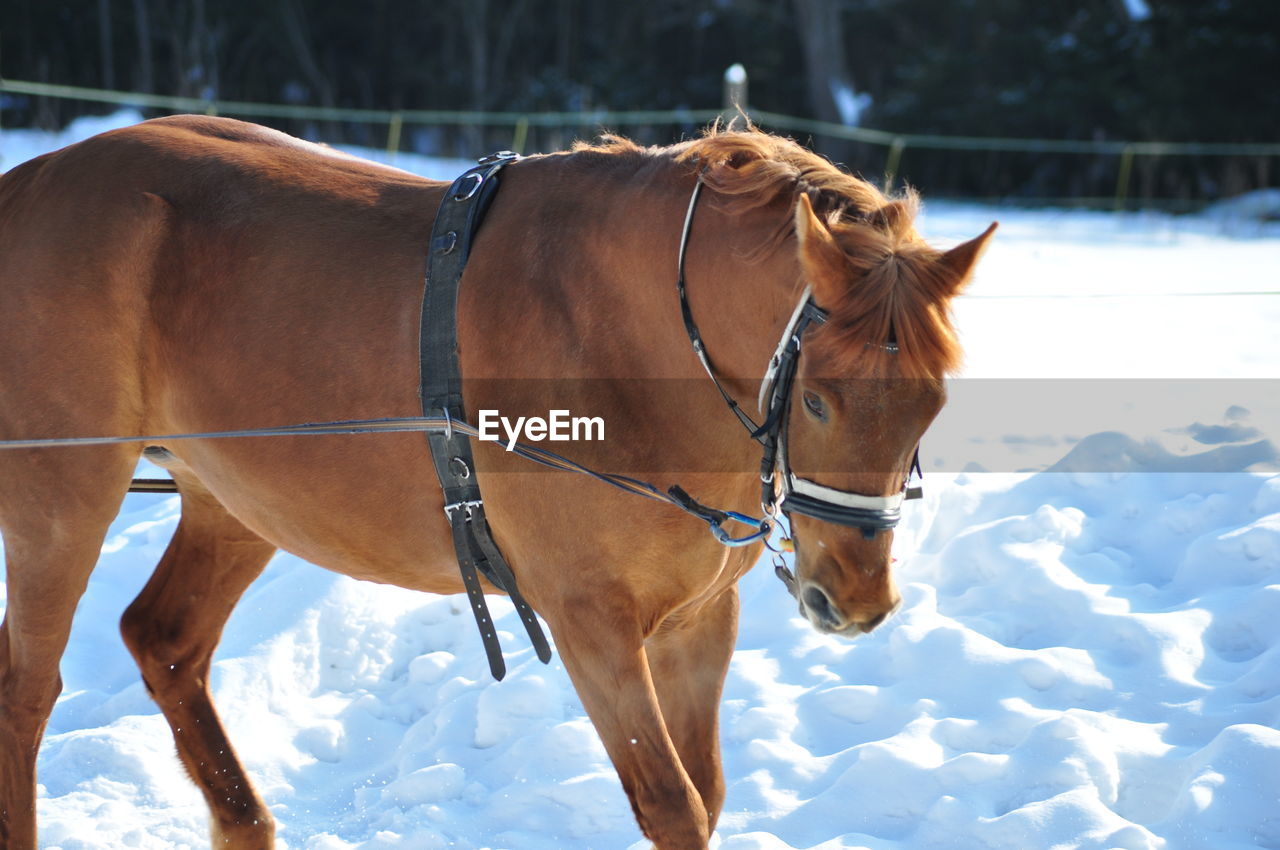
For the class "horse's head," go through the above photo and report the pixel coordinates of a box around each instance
[783,192,996,636]
[679,130,995,635]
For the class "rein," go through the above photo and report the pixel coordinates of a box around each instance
[4,413,771,544]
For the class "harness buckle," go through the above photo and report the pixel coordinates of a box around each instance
[444,499,483,520]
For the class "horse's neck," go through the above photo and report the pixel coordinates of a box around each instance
[542,155,799,384]
[462,155,797,507]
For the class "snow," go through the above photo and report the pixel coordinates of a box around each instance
[1122,0,1152,23]
[2,112,1279,849]
[1203,189,1280,235]
[829,81,872,128]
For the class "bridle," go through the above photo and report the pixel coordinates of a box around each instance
[676,177,923,545]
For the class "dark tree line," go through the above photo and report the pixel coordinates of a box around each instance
[2,0,1276,204]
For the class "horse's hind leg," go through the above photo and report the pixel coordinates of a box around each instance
[119,453,278,848]
[0,445,139,848]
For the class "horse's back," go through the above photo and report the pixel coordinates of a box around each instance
[0,115,440,431]
[0,117,452,572]
[0,114,438,300]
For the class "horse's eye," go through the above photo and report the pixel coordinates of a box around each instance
[802,390,827,421]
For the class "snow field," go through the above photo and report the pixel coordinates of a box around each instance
[712,468,1280,850]
[2,113,1278,849]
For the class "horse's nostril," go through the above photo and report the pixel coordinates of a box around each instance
[803,586,838,627]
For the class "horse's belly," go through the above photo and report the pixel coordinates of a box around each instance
[168,434,464,594]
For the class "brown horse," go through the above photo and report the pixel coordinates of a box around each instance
[0,115,994,848]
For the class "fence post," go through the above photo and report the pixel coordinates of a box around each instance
[511,116,529,154]
[386,111,403,163]
[1114,144,1135,212]
[722,64,747,127]
[884,136,906,192]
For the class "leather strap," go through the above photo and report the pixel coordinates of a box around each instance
[467,503,553,665]
[451,508,506,680]
[421,152,552,680]
[676,179,765,439]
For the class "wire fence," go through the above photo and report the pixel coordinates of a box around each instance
[3,77,1278,210]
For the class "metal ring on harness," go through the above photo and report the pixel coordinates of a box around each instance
[708,512,773,547]
[452,173,484,201]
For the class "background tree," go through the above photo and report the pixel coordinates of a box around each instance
[1,0,1274,203]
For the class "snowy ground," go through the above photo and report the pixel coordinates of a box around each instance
[2,114,1278,849]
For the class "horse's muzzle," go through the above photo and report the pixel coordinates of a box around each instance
[798,582,900,636]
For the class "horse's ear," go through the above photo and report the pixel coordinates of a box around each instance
[938,222,998,293]
[795,194,848,306]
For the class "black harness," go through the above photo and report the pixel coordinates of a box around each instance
[420,152,551,681]
[421,158,922,678]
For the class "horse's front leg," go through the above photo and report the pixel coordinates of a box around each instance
[645,585,739,832]
[547,595,710,849]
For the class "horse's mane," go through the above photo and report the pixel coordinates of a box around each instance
[574,128,966,380]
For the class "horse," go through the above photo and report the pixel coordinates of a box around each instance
[0,114,994,849]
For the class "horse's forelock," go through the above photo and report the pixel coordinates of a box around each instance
[809,236,964,381]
